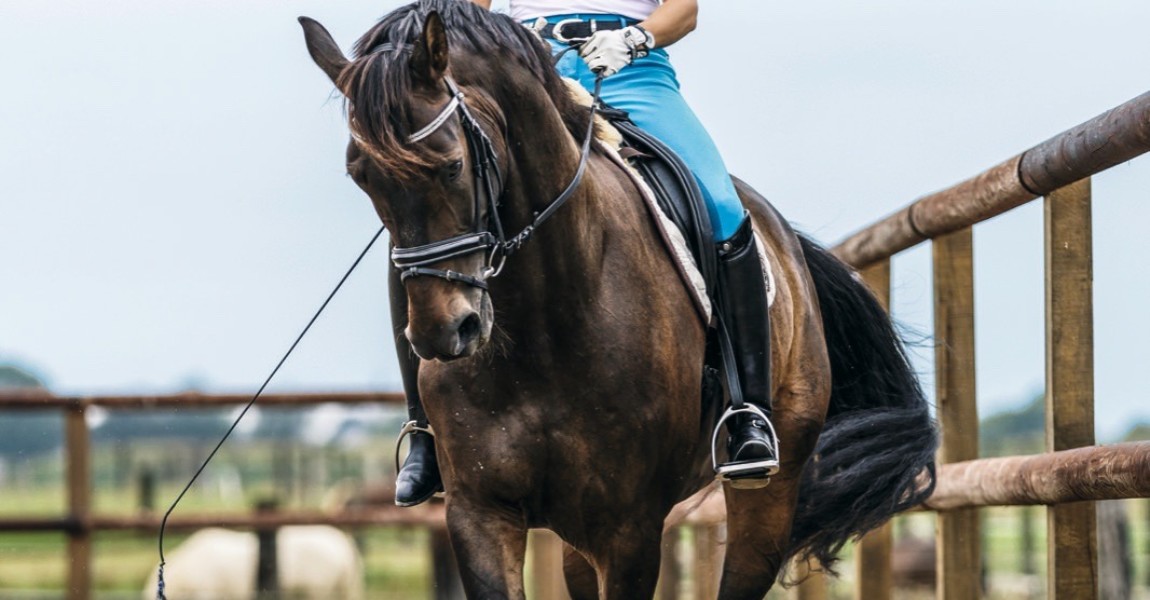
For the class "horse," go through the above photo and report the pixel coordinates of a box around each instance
[299,2,936,597]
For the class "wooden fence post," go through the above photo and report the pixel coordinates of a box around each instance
[1045,178,1098,599]
[856,260,893,600]
[66,403,92,600]
[138,467,156,513]
[933,228,980,600]
[1020,506,1035,576]
[255,499,280,599]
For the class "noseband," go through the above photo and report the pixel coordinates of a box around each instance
[389,71,601,291]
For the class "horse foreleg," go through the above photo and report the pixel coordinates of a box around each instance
[718,405,825,599]
[589,521,664,600]
[446,497,528,599]
[717,476,799,598]
[561,544,598,600]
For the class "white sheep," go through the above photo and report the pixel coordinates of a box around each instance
[144,526,364,600]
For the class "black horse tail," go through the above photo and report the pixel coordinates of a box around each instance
[787,235,938,571]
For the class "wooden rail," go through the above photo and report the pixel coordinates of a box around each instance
[825,89,1150,599]
[0,507,447,532]
[0,390,726,600]
[0,391,402,409]
[925,442,1150,510]
[833,91,1150,269]
[0,392,408,600]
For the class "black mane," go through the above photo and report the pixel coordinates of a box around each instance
[338,0,586,178]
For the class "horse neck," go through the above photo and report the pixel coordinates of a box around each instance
[487,83,619,334]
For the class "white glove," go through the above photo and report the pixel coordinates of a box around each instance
[579,26,653,77]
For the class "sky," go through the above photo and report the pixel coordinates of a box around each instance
[2,0,1149,441]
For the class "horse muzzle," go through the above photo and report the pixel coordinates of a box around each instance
[405,295,492,361]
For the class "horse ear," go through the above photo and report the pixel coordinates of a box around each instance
[299,17,350,93]
[412,11,449,83]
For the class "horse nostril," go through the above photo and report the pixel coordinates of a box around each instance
[457,312,482,346]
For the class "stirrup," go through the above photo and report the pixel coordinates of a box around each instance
[711,405,780,487]
[394,420,435,473]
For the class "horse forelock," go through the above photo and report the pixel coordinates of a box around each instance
[337,0,587,181]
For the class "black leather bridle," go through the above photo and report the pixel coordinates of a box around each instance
[390,72,602,290]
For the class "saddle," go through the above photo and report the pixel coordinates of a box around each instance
[599,106,720,304]
[597,107,749,433]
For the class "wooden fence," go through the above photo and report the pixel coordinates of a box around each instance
[0,391,734,599]
[3,91,1150,600]
[0,392,450,600]
[827,89,1150,599]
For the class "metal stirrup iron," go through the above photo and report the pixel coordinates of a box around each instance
[711,404,780,482]
[394,420,436,473]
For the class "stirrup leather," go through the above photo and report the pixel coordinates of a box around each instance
[394,420,435,473]
[711,404,780,481]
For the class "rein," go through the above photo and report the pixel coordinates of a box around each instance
[155,226,385,599]
[391,72,604,291]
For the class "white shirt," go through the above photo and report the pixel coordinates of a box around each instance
[509,0,660,22]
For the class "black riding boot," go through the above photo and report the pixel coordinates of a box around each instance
[390,264,444,507]
[714,214,780,488]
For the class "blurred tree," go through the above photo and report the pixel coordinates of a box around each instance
[92,409,233,443]
[0,362,60,458]
[1122,422,1150,442]
[0,364,45,389]
[979,392,1044,458]
[251,409,309,440]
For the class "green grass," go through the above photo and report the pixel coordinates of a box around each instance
[2,444,1148,598]
[0,450,433,598]
[0,506,1148,598]
[0,528,431,598]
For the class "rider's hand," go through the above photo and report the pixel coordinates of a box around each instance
[578,26,654,77]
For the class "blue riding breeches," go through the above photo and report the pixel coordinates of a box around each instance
[538,15,745,242]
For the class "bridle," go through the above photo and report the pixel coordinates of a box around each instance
[387,60,602,291]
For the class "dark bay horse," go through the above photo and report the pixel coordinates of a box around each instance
[300,2,935,598]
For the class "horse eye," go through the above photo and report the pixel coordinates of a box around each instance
[445,160,464,182]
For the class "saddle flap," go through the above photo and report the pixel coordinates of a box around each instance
[606,113,719,297]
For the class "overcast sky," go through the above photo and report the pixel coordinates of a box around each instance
[3,0,1148,441]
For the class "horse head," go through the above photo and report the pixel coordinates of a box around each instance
[301,10,506,361]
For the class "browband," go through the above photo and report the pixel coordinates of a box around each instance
[408,92,464,143]
[369,42,410,54]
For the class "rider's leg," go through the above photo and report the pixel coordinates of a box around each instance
[551,36,778,481]
[390,262,444,507]
[715,214,780,485]
[551,38,745,240]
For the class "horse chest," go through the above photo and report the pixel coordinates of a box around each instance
[423,363,698,500]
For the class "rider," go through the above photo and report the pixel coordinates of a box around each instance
[394,0,780,506]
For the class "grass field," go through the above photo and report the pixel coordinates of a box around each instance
[1,447,1148,598]
[3,504,1146,598]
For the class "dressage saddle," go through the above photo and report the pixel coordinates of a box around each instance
[599,106,719,298]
